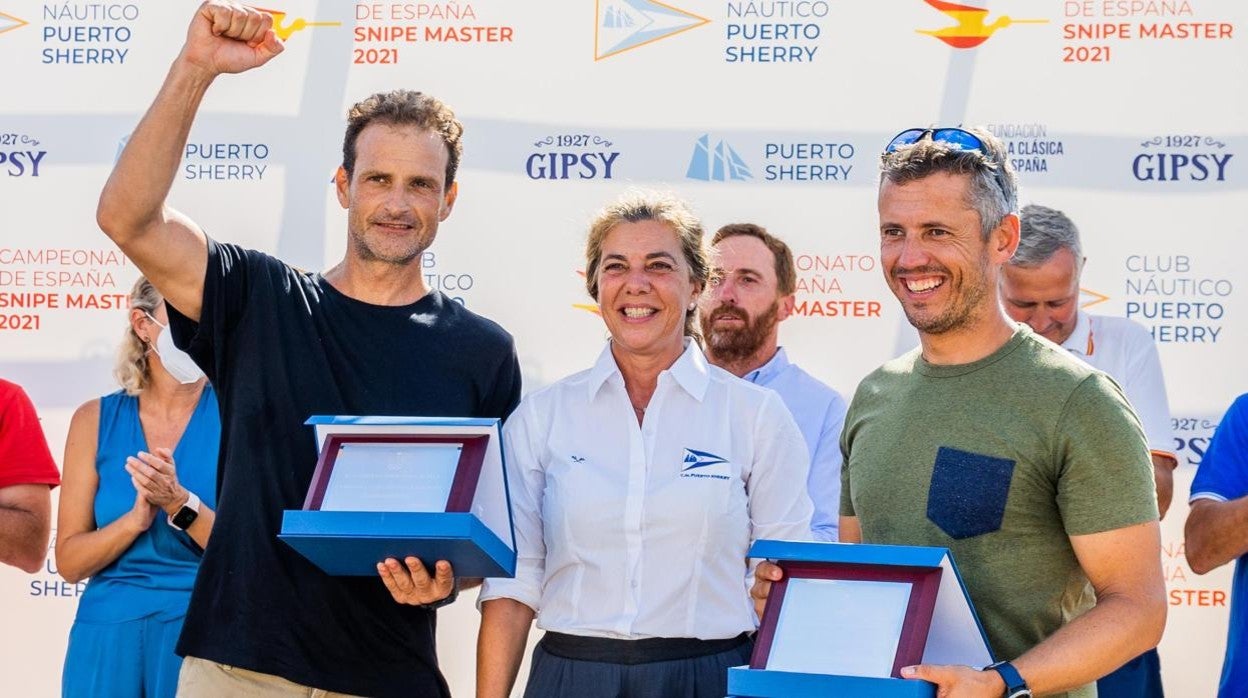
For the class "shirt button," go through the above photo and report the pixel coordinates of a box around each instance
[631,580,639,588]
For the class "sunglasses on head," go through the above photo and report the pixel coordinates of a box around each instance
[884,127,985,155]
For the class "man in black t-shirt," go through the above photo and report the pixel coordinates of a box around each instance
[96,2,521,696]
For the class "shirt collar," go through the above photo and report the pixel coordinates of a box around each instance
[1061,310,1093,356]
[587,339,710,403]
[744,347,790,385]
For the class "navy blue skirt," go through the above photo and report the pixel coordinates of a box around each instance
[523,633,754,698]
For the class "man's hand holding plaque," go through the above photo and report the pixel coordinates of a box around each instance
[378,557,456,606]
[730,540,994,698]
[278,417,517,580]
[751,560,783,620]
[897,664,1007,698]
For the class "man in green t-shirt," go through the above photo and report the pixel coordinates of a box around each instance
[751,128,1166,698]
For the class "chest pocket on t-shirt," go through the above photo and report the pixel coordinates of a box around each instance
[926,446,1016,539]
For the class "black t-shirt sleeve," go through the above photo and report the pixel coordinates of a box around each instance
[167,238,273,384]
[485,339,522,422]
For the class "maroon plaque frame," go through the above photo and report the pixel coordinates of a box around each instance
[302,433,490,513]
[750,561,944,678]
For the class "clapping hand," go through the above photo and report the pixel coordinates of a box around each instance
[122,488,159,534]
[125,448,188,516]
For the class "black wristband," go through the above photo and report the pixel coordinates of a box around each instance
[418,584,459,611]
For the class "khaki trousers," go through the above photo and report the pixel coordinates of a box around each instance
[177,656,368,698]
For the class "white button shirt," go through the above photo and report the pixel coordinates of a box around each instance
[480,340,813,640]
[1062,311,1175,457]
[742,347,847,542]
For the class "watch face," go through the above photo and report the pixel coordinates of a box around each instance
[172,507,199,530]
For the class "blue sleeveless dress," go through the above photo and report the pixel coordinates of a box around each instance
[62,386,219,698]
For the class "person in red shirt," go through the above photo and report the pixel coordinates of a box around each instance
[0,378,61,572]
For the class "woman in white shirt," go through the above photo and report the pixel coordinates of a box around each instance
[477,191,813,698]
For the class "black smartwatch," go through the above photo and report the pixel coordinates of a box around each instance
[985,661,1032,698]
[167,491,201,531]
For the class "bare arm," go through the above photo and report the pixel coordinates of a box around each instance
[903,521,1166,696]
[96,1,283,320]
[477,598,536,698]
[0,484,52,573]
[838,515,862,543]
[1012,521,1166,693]
[1186,498,1248,575]
[55,401,157,583]
[1152,453,1176,520]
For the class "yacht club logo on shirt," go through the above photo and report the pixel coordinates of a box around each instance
[681,448,730,480]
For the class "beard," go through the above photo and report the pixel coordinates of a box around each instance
[701,300,780,363]
[893,252,990,335]
[347,215,433,267]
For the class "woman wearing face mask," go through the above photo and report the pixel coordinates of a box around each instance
[56,276,220,698]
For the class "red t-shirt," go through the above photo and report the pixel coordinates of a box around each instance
[0,379,60,489]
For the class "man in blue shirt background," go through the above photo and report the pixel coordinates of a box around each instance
[1185,393,1248,698]
[699,223,847,541]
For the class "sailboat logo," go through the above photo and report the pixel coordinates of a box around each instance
[595,0,711,60]
[687,135,752,182]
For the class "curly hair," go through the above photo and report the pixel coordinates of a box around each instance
[342,90,464,186]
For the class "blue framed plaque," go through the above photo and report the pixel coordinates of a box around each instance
[727,540,993,698]
[279,416,516,578]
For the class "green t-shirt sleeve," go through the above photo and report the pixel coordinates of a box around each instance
[1054,372,1159,536]
[839,423,855,517]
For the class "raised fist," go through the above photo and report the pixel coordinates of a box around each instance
[181,1,284,76]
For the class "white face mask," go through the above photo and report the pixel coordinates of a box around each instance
[145,313,205,385]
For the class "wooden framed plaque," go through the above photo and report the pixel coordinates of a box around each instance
[279,417,516,578]
[728,540,993,698]
[303,434,490,513]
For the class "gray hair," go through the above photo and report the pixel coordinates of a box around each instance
[879,126,1019,240]
[1012,204,1083,268]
